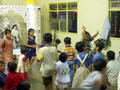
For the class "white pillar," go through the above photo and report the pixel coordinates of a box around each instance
[26,3,35,31]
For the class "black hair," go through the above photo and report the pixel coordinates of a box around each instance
[94,39,105,52]
[17,81,30,90]
[107,50,115,60]
[59,53,67,62]
[64,37,71,44]
[8,62,17,72]
[55,39,61,44]
[12,24,17,29]
[5,29,11,35]
[84,31,91,39]
[75,41,86,52]
[43,33,52,43]
[28,28,34,35]
[21,46,27,54]
[94,59,107,71]
[0,60,5,65]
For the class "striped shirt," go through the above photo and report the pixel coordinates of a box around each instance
[63,45,76,60]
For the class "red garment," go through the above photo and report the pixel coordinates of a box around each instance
[18,73,28,81]
[4,72,21,90]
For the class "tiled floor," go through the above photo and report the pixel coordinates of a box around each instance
[28,61,57,90]
[28,61,73,90]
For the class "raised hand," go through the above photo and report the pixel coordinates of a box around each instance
[82,25,86,31]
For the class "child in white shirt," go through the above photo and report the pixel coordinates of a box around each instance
[17,46,28,81]
[55,53,70,90]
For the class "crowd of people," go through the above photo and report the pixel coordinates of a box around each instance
[0,25,120,90]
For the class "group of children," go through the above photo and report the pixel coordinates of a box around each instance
[0,25,120,90]
[0,28,36,90]
[0,60,30,90]
[36,26,120,90]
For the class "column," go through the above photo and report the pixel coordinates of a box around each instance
[26,0,36,31]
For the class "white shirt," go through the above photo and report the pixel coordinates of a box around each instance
[56,61,70,83]
[17,54,27,73]
[106,60,120,86]
[80,71,102,90]
[39,45,57,77]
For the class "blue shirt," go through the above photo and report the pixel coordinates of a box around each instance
[93,52,104,63]
[0,73,6,89]
[73,52,92,68]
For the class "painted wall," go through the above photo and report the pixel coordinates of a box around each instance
[48,0,120,57]
[1,0,120,57]
[48,0,110,54]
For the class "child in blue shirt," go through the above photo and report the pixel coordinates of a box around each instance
[93,39,105,63]
[0,60,6,90]
[26,28,37,70]
[73,41,93,72]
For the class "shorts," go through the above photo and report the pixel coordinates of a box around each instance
[55,80,69,88]
[42,76,52,86]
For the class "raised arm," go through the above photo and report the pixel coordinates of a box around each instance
[93,31,99,38]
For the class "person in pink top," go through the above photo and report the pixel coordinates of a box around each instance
[0,29,13,75]
[0,29,13,64]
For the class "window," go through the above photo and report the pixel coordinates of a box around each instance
[109,0,120,37]
[49,2,77,33]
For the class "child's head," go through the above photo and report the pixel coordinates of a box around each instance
[107,50,115,60]
[43,33,52,43]
[7,25,10,29]
[8,62,17,72]
[55,39,61,45]
[0,60,5,73]
[82,31,91,40]
[21,46,27,54]
[64,37,71,45]
[12,25,17,30]
[17,81,30,90]
[94,59,107,73]
[75,41,87,53]
[94,39,104,52]
[5,29,11,38]
[59,53,67,63]
[28,28,34,36]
